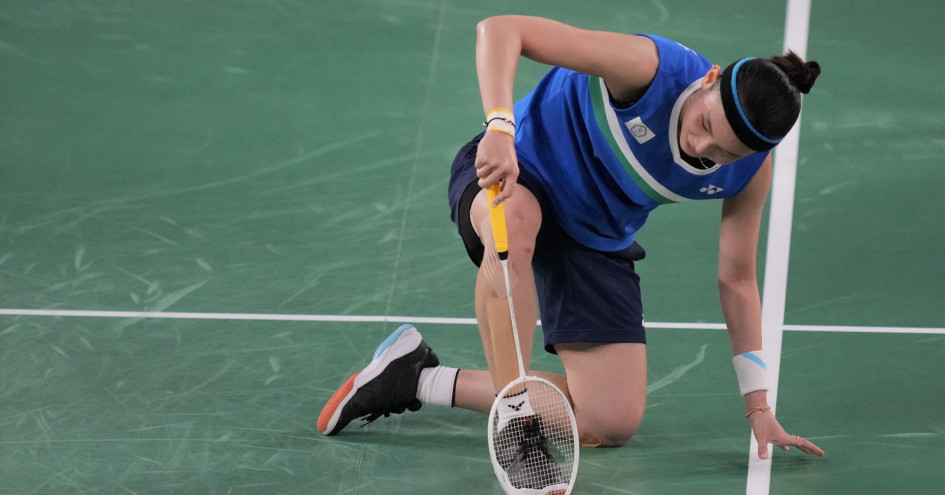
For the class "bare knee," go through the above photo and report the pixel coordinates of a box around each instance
[557,342,648,448]
[470,186,540,258]
[577,406,644,448]
[580,422,639,448]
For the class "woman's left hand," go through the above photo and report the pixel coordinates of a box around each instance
[747,407,825,459]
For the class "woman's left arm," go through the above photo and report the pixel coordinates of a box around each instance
[719,155,824,459]
[719,156,769,358]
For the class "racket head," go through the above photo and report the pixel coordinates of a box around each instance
[487,376,579,495]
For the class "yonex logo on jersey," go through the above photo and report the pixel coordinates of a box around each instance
[508,401,526,412]
[701,185,724,195]
[625,117,655,144]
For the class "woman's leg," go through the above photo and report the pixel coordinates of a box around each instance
[555,342,647,447]
[453,185,646,445]
[453,342,647,449]
[467,185,542,394]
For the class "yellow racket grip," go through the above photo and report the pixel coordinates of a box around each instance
[486,183,509,260]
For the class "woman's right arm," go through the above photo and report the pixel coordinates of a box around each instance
[476,15,658,113]
[474,15,659,204]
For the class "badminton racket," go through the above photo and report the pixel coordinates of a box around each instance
[485,183,579,495]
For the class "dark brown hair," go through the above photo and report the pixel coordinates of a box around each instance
[722,52,822,151]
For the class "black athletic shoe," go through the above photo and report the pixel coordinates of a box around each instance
[495,415,566,493]
[317,324,439,435]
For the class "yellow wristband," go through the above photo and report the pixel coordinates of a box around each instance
[484,109,515,138]
[484,110,515,127]
[486,123,515,138]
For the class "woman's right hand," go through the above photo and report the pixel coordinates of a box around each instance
[474,130,519,206]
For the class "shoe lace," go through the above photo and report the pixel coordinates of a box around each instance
[516,417,555,463]
[359,397,422,427]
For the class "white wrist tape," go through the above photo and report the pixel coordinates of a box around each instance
[733,351,769,395]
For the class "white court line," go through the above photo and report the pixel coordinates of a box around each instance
[784,324,945,334]
[0,309,466,324]
[747,0,812,494]
[0,308,940,334]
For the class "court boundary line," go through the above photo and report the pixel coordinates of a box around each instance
[0,309,940,334]
[748,1,812,493]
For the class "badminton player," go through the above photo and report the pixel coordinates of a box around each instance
[319,15,825,492]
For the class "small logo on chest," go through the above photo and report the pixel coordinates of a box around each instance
[624,117,655,144]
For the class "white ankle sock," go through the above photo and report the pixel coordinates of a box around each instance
[417,366,459,407]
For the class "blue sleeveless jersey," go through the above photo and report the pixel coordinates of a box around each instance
[513,34,768,251]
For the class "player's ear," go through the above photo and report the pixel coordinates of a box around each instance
[700,65,721,90]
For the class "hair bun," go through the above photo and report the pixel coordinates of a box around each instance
[769,51,821,94]
[795,60,821,94]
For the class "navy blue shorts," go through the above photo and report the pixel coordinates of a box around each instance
[448,133,647,353]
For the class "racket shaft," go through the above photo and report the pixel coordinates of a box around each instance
[486,183,526,383]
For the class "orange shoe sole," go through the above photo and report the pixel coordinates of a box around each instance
[317,371,359,434]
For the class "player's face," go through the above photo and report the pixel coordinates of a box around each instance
[679,87,755,165]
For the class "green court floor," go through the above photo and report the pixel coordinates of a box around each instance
[1,0,942,494]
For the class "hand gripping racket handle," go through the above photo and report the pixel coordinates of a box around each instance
[486,184,509,261]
